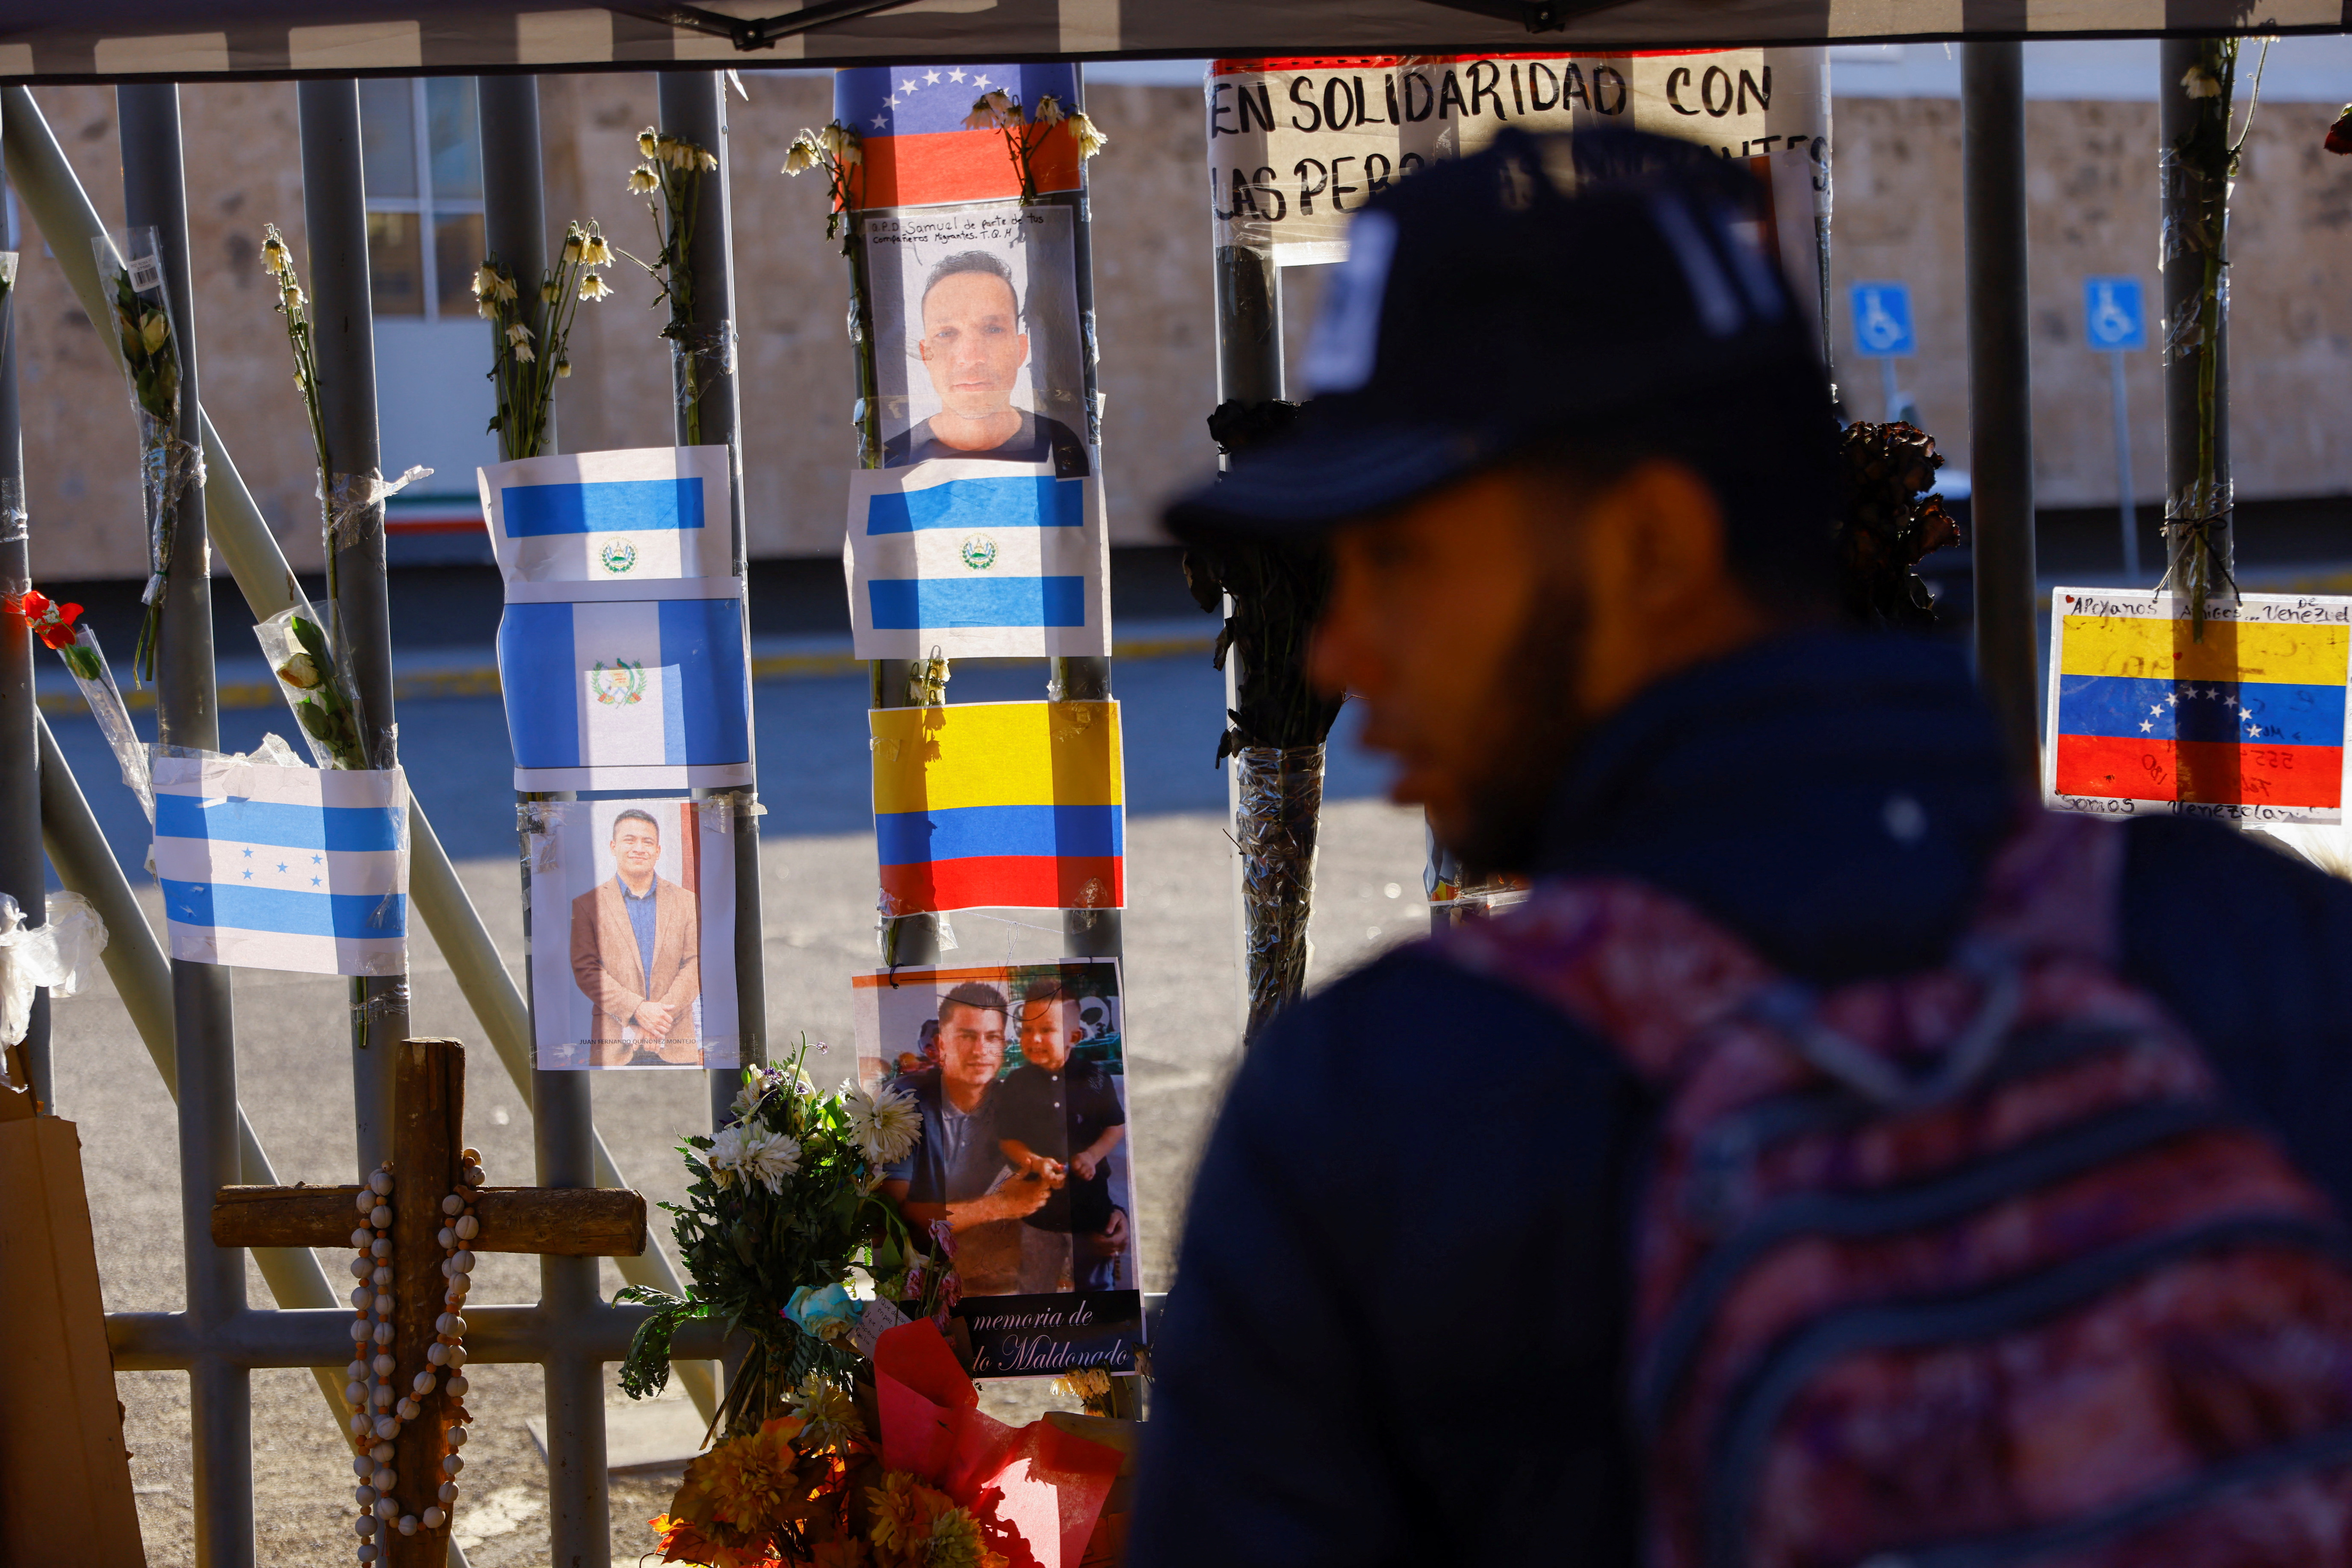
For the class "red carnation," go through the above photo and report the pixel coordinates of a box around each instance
[12,588,86,650]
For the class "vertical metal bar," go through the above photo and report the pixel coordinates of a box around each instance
[119,81,253,1568]
[0,223,47,1107]
[1049,67,1122,962]
[2111,350,2139,581]
[300,79,410,1173]
[1211,237,1288,957]
[656,70,768,1137]
[1879,357,1900,424]
[1960,42,2039,783]
[2160,37,2231,596]
[478,69,606,1568]
[477,75,554,455]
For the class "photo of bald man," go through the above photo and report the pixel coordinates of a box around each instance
[882,248,1089,478]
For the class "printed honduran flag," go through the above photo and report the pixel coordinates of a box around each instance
[479,446,731,588]
[834,61,1081,210]
[152,753,408,977]
[2045,588,2352,823]
[871,700,1123,914]
[847,459,1109,659]
[497,587,753,791]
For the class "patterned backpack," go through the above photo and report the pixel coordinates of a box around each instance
[1442,810,2352,1568]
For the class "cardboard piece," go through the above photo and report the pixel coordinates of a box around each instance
[0,1049,146,1565]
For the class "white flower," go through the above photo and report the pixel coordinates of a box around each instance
[505,322,533,346]
[1068,110,1108,160]
[1033,93,1066,125]
[782,137,819,177]
[845,1079,921,1167]
[706,1122,801,1193]
[638,127,661,159]
[730,1066,786,1120]
[582,230,612,266]
[2182,65,2222,99]
[578,272,611,303]
[627,164,660,195]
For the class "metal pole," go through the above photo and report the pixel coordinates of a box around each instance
[656,70,768,1140]
[299,79,410,1176]
[1961,42,2039,783]
[479,70,609,1568]
[0,83,715,1421]
[2160,37,2231,598]
[477,75,553,455]
[2110,350,2139,581]
[119,81,252,1568]
[1880,357,1900,424]
[0,228,46,1107]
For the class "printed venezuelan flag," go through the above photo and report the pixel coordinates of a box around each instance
[833,62,1082,210]
[2046,589,2352,821]
[871,699,1123,913]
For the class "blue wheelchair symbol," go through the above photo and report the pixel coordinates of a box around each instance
[2083,277,2145,351]
[1849,282,1915,359]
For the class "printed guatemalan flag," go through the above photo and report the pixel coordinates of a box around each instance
[871,700,1123,913]
[848,459,1108,659]
[2045,588,2352,824]
[835,61,1081,209]
[479,446,731,588]
[497,583,753,791]
[152,753,408,977]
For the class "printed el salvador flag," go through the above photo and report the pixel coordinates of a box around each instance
[846,458,1110,659]
[835,61,1081,209]
[497,585,753,791]
[479,446,731,592]
[152,755,408,978]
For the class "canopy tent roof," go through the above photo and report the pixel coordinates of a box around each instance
[0,0,2340,84]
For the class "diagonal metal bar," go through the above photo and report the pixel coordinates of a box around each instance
[0,82,716,1423]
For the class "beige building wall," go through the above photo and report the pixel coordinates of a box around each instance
[10,79,2349,585]
[1827,95,2352,511]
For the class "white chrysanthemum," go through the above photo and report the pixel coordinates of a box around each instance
[708,1123,801,1194]
[845,1079,921,1167]
[729,1066,785,1121]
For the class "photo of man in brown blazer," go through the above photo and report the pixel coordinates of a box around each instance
[570,807,701,1067]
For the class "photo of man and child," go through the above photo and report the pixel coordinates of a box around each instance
[854,960,1135,1299]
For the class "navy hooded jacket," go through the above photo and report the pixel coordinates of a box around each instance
[1129,631,2352,1568]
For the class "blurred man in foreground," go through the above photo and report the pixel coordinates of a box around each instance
[1132,130,2352,1568]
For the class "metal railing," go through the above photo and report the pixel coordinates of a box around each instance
[0,74,751,1568]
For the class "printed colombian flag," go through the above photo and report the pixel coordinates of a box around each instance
[2046,588,2352,823]
[871,700,1123,914]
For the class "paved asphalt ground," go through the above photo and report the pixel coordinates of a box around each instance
[40,632,1431,1566]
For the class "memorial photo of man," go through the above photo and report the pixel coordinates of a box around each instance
[997,977,1130,1293]
[880,982,1053,1246]
[569,807,701,1067]
[882,249,1090,477]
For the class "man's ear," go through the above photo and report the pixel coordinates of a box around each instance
[1584,458,1732,610]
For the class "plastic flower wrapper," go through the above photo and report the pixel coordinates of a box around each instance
[11,594,152,821]
[618,1035,955,1439]
[95,230,197,688]
[252,606,369,770]
[0,889,106,1053]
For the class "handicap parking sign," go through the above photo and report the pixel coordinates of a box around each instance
[2083,276,2146,351]
[1849,281,1915,358]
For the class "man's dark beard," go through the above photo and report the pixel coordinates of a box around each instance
[1444,576,1596,874]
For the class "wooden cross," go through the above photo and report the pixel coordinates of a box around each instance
[210,1038,646,1568]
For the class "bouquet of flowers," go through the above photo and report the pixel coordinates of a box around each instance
[960,89,1107,205]
[621,127,728,444]
[618,1039,949,1437]
[477,220,612,461]
[644,1316,1127,1568]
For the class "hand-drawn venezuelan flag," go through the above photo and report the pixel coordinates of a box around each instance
[2046,589,2352,821]
[834,62,1081,209]
[871,700,1123,913]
